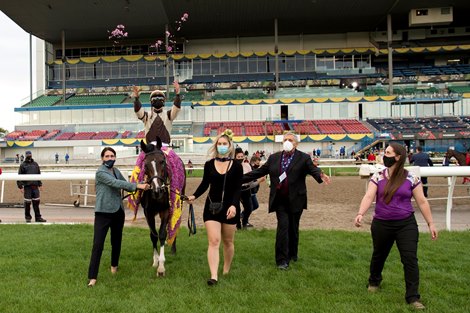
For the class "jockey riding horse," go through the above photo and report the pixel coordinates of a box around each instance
[128,82,186,275]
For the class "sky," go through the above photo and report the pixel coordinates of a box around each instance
[0,11,37,132]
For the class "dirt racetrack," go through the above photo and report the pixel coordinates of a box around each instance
[1,176,469,231]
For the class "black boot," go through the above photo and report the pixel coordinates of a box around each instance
[32,200,46,222]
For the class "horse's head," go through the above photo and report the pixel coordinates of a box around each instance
[140,138,169,200]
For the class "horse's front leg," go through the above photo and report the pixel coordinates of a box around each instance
[156,211,169,277]
[143,205,159,268]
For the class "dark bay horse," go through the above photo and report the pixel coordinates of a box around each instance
[444,148,469,166]
[445,148,470,184]
[140,138,186,276]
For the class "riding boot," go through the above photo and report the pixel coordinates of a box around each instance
[24,201,32,221]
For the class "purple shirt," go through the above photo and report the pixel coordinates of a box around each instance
[370,169,421,220]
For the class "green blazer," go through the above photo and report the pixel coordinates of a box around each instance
[95,164,137,213]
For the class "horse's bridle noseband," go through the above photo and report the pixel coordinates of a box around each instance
[145,150,170,193]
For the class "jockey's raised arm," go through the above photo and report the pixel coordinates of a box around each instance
[133,81,181,145]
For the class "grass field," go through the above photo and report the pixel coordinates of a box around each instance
[0,225,469,313]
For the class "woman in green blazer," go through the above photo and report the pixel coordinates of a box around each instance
[88,147,149,287]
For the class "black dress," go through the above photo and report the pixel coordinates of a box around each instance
[193,159,243,224]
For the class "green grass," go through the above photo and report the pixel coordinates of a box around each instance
[0,225,469,313]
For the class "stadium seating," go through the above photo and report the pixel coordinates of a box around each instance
[22,95,61,107]
[121,130,133,138]
[42,130,61,140]
[367,116,470,133]
[63,94,127,105]
[5,130,27,140]
[18,129,48,141]
[202,119,371,136]
[92,131,118,140]
[54,132,75,140]
[69,132,96,140]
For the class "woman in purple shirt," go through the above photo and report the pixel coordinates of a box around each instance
[355,142,438,310]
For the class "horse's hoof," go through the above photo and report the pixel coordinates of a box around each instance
[157,271,165,277]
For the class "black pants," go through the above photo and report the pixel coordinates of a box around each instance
[421,177,428,197]
[240,190,253,226]
[23,186,42,220]
[88,209,125,280]
[369,215,420,303]
[274,197,302,266]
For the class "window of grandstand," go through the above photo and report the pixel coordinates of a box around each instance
[47,52,374,87]
[55,43,184,59]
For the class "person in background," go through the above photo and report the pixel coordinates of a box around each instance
[17,151,46,223]
[354,142,438,310]
[186,129,242,286]
[248,155,265,223]
[242,132,330,270]
[410,146,433,198]
[87,147,149,287]
[55,152,59,164]
[65,153,70,164]
[235,148,254,229]
[187,159,194,176]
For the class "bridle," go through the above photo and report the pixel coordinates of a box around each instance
[144,150,170,195]
[143,149,188,201]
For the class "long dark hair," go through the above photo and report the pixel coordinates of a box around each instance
[383,142,408,204]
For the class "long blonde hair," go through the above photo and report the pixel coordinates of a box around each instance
[208,129,235,159]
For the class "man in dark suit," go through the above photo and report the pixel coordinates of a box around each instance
[410,146,433,197]
[242,132,330,270]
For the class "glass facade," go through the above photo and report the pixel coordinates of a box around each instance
[48,53,372,84]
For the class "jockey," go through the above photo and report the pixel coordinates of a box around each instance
[132,81,181,145]
[129,82,186,243]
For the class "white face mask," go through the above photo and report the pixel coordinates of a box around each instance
[283,140,294,152]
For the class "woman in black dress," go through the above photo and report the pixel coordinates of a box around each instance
[187,129,242,286]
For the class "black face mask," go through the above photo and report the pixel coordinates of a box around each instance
[235,159,243,164]
[103,160,115,168]
[151,97,165,111]
[383,155,397,168]
[25,156,32,161]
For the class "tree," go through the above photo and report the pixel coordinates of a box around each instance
[0,127,8,137]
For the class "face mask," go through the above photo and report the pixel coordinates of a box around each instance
[252,164,260,169]
[217,145,229,155]
[383,155,397,168]
[25,156,32,160]
[283,140,294,152]
[104,160,115,168]
[235,158,243,164]
[151,97,165,111]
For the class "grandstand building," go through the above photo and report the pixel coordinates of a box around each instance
[1,1,470,163]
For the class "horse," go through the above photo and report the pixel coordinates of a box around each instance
[139,138,186,276]
[445,148,470,184]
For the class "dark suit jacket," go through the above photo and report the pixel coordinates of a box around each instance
[410,152,433,167]
[242,149,323,213]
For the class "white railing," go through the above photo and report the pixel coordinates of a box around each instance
[360,165,470,231]
[1,166,469,230]
[0,171,95,206]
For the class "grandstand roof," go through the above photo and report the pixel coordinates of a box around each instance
[1,0,470,44]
